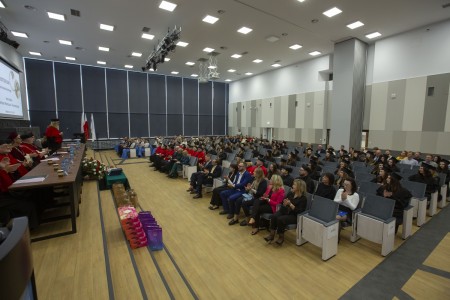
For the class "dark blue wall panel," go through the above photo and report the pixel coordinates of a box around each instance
[130,113,149,137]
[107,69,128,113]
[82,66,107,112]
[25,59,56,111]
[167,76,182,114]
[150,114,167,136]
[148,74,166,114]
[54,63,82,112]
[129,71,148,114]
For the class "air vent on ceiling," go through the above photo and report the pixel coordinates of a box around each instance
[241,51,248,55]
[142,27,151,32]
[266,35,279,43]
[71,9,80,17]
[443,3,450,8]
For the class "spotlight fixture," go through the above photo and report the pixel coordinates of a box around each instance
[142,26,181,72]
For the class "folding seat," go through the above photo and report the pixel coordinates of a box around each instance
[401,180,427,226]
[296,195,339,260]
[351,194,396,256]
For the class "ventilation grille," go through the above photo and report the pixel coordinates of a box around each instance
[71,9,81,17]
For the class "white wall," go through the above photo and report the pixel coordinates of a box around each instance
[368,19,450,84]
[229,55,331,103]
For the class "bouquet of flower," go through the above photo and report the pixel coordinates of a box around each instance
[82,157,108,180]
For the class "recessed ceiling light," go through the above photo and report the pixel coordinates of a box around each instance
[186,61,195,66]
[176,41,189,47]
[0,1,5,8]
[245,72,253,76]
[99,46,110,52]
[289,44,302,50]
[271,63,281,67]
[97,61,106,65]
[29,51,42,56]
[225,79,232,82]
[141,33,155,40]
[11,31,28,38]
[125,65,133,69]
[347,21,364,29]
[323,7,342,18]
[164,57,170,62]
[203,47,215,53]
[203,15,219,24]
[131,52,142,57]
[208,66,217,69]
[266,35,280,43]
[65,57,76,61]
[99,23,114,31]
[159,1,177,12]
[309,51,321,56]
[237,27,253,34]
[228,69,236,73]
[59,39,72,45]
[47,12,66,21]
[253,59,263,63]
[191,74,199,77]
[171,71,179,74]
[149,68,155,72]
[297,0,305,2]
[366,32,382,39]
[231,54,242,59]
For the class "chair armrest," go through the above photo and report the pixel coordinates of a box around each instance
[403,205,414,212]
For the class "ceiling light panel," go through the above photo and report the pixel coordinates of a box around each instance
[366,32,382,39]
[47,12,65,21]
[347,21,364,29]
[225,79,232,82]
[100,23,114,31]
[65,57,76,61]
[59,39,72,45]
[245,72,253,76]
[271,64,281,67]
[131,52,142,57]
[203,47,215,53]
[253,59,263,63]
[231,54,242,58]
[202,15,219,24]
[171,71,179,74]
[11,31,28,38]
[97,61,106,65]
[29,51,41,56]
[191,74,199,77]
[289,44,302,50]
[176,41,189,47]
[125,65,133,68]
[309,51,321,56]
[141,33,155,40]
[0,1,5,8]
[323,7,342,17]
[159,1,177,12]
[228,69,236,73]
[186,62,195,66]
[164,58,170,62]
[99,46,109,51]
[237,27,253,34]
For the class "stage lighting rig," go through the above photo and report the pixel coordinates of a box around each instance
[0,21,20,49]
[142,26,181,72]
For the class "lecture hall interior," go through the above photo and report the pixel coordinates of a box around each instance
[1,0,450,299]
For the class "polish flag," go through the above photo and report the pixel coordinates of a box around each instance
[81,113,89,140]
[90,113,96,141]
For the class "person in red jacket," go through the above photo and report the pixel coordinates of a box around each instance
[0,142,28,179]
[19,132,48,166]
[45,118,63,154]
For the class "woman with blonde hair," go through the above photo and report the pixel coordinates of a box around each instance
[248,174,285,235]
[264,179,307,245]
[229,167,267,226]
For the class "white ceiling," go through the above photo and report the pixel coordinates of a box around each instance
[1,0,449,82]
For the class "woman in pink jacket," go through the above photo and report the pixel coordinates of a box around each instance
[248,174,285,235]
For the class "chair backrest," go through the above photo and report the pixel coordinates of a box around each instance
[400,169,417,179]
[189,156,198,166]
[305,193,313,210]
[322,161,338,168]
[355,172,375,182]
[358,181,379,196]
[400,180,426,198]
[397,163,412,171]
[308,195,339,223]
[361,194,395,221]
[321,165,336,174]
[351,161,367,168]
[221,167,230,177]
[244,151,253,160]
[284,185,292,195]
[438,173,447,186]
[227,153,236,162]
[353,165,371,174]
[210,154,217,161]
[291,166,300,177]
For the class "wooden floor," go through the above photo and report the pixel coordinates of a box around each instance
[30,150,447,299]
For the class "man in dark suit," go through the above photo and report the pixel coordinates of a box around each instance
[187,155,212,198]
[192,159,222,199]
[219,162,253,218]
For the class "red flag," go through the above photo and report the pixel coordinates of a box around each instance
[83,113,89,140]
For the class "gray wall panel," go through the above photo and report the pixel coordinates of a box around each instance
[288,95,296,128]
[386,79,406,131]
[305,93,314,128]
[422,73,450,131]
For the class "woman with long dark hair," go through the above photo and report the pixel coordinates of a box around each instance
[315,173,337,200]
